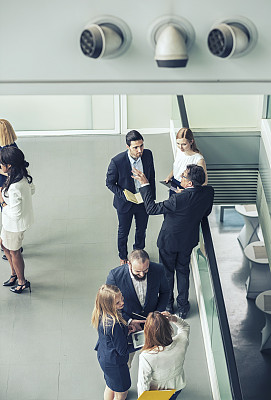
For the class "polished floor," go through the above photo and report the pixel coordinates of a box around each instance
[0,135,213,400]
[209,206,271,400]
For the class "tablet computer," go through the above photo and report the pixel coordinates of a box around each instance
[131,330,145,349]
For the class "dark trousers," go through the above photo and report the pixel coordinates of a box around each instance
[117,204,149,260]
[159,248,192,310]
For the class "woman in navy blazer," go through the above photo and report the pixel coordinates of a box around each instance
[92,284,134,400]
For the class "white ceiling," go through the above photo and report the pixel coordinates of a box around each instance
[0,0,270,94]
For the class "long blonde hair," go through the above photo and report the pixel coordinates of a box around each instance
[0,119,17,146]
[176,127,200,153]
[91,284,127,334]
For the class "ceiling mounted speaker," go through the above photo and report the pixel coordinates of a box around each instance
[207,17,258,59]
[149,16,195,68]
[80,16,132,59]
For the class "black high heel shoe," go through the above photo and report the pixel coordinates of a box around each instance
[10,280,31,294]
[3,274,17,286]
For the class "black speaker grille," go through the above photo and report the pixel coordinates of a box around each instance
[80,30,95,56]
[208,29,227,56]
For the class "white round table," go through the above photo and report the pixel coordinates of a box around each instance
[244,241,271,299]
[235,204,259,249]
[255,290,271,352]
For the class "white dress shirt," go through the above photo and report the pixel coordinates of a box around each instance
[128,265,147,307]
[128,151,143,193]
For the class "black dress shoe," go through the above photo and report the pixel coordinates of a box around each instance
[10,280,31,294]
[3,274,17,286]
[178,304,190,319]
[178,310,189,319]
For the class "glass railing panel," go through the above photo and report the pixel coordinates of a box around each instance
[195,230,237,400]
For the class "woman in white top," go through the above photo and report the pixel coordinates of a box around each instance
[137,311,190,400]
[165,128,208,194]
[0,146,34,294]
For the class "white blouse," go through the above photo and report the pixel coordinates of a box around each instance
[2,177,35,232]
[137,317,190,397]
[173,149,204,181]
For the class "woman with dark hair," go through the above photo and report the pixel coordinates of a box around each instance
[0,146,34,293]
[0,119,18,188]
[165,127,208,194]
[137,311,190,400]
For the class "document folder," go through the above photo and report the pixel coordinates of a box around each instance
[137,389,176,399]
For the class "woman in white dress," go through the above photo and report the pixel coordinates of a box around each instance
[165,128,208,194]
[137,311,190,400]
[0,146,34,294]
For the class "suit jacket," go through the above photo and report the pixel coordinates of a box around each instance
[106,149,156,213]
[94,317,133,366]
[106,262,170,321]
[140,185,214,253]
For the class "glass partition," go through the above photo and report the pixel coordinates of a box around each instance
[126,95,173,129]
[0,95,117,133]
[196,237,232,400]
[266,95,271,119]
[193,220,243,400]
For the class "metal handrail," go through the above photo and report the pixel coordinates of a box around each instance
[201,216,243,400]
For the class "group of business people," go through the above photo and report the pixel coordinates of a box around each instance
[106,128,214,318]
[92,249,190,400]
[92,129,214,399]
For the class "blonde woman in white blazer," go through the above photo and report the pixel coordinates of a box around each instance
[137,311,190,400]
[0,146,34,294]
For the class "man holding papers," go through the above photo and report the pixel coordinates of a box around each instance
[106,130,155,264]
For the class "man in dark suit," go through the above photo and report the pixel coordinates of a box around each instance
[133,164,214,319]
[106,249,169,329]
[106,130,155,265]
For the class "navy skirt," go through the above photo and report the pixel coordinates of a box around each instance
[98,356,131,392]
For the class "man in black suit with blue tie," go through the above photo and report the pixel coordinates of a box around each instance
[106,130,155,265]
[133,164,214,319]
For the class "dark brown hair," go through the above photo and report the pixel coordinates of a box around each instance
[128,249,149,264]
[142,312,173,352]
[176,127,200,153]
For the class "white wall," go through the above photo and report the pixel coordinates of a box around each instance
[185,95,263,130]
[1,0,271,94]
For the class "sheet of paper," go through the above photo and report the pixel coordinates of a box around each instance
[264,295,271,312]
[244,205,256,212]
[123,189,143,204]
[253,246,267,259]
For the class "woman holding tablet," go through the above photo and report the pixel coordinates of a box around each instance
[137,311,190,400]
